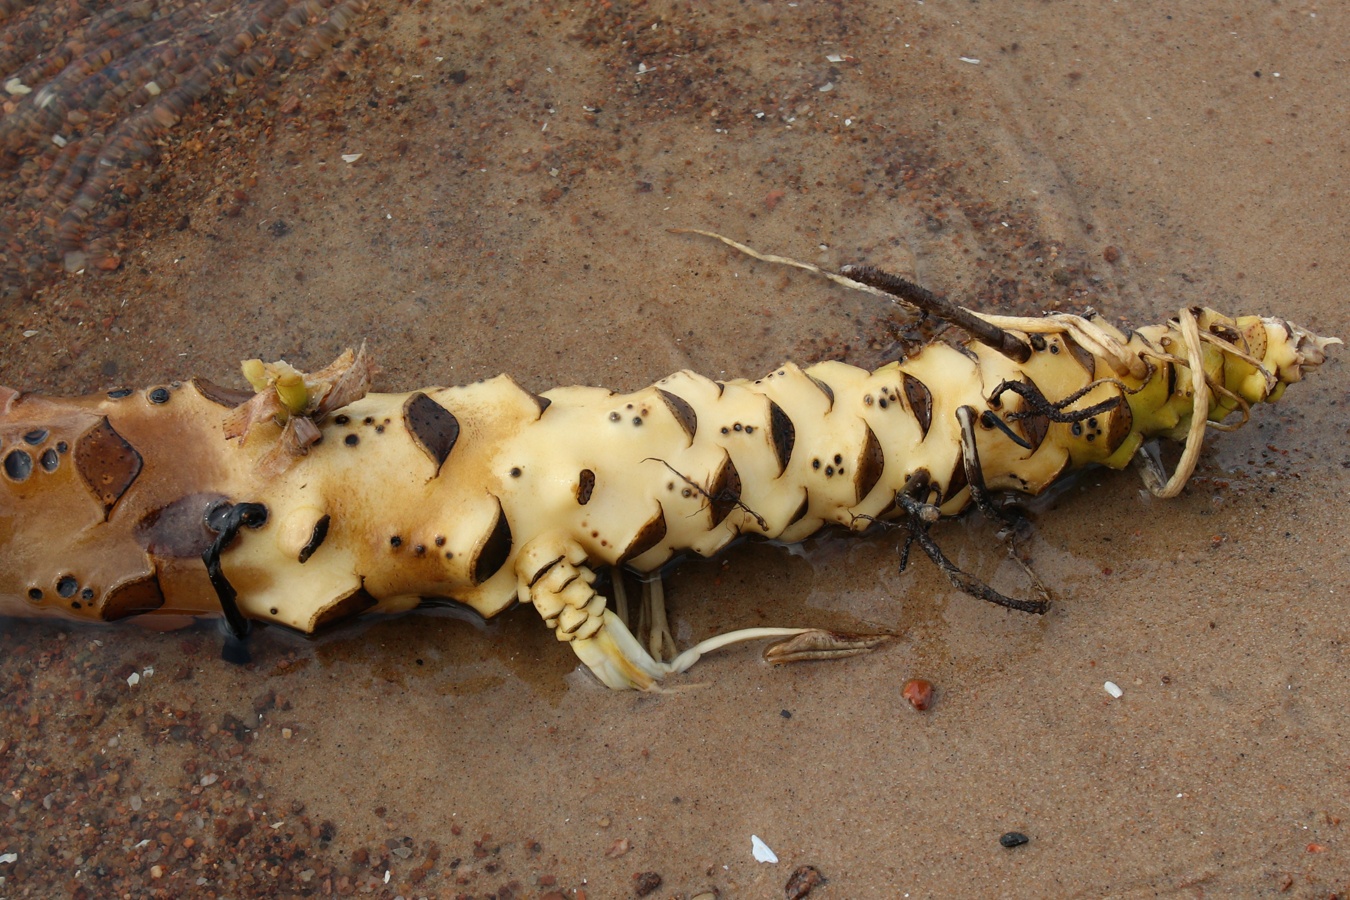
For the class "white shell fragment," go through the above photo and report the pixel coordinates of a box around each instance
[0,853,18,864]
[126,672,140,687]
[4,77,31,96]
[1104,681,1123,699]
[751,834,778,864]
[341,153,363,164]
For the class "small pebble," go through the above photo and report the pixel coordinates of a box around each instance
[902,678,934,711]
[1000,831,1030,849]
[1104,681,1123,699]
[785,864,825,899]
[632,871,662,897]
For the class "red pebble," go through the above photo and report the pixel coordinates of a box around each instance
[903,678,934,711]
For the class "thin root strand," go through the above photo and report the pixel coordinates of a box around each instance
[840,264,1033,363]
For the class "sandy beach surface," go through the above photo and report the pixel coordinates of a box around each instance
[1,1,1346,896]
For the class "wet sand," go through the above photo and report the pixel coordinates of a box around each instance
[2,1,1347,896]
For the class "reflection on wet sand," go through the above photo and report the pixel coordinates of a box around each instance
[0,0,368,293]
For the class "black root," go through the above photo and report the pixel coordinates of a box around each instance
[203,501,270,663]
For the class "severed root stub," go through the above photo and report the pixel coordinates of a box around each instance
[762,629,895,665]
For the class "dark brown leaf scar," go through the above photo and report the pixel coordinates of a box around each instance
[403,392,460,474]
[298,514,331,563]
[855,424,885,503]
[526,391,552,417]
[472,501,513,584]
[657,389,698,441]
[576,469,596,504]
[944,453,967,504]
[769,401,796,475]
[902,374,933,437]
[1061,333,1097,375]
[75,418,143,518]
[192,376,255,408]
[708,455,742,526]
[100,575,166,620]
[620,505,667,564]
[808,375,835,408]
